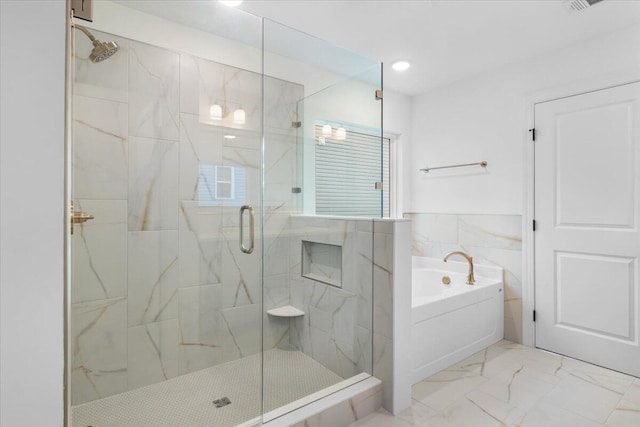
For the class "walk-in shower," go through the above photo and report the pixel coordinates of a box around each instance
[66,1,384,426]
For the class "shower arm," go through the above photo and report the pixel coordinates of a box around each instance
[74,25,97,43]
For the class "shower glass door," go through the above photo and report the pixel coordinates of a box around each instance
[262,19,382,422]
[68,2,264,426]
[67,2,382,426]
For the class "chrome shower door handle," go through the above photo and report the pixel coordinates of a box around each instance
[239,205,255,254]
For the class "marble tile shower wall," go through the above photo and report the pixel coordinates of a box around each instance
[288,217,388,383]
[71,31,302,405]
[405,213,523,343]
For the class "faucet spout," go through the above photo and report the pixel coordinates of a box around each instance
[443,251,475,285]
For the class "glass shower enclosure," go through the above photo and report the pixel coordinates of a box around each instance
[66,2,383,426]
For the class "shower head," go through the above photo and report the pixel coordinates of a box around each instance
[75,25,119,63]
[89,40,119,63]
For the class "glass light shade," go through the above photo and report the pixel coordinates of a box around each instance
[322,124,332,136]
[335,127,346,140]
[233,108,246,124]
[210,104,223,120]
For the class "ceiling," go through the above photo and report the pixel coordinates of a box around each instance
[240,0,640,96]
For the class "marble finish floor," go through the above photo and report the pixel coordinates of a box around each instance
[352,340,640,427]
[72,348,344,427]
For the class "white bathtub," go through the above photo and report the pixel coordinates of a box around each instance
[411,256,504,384]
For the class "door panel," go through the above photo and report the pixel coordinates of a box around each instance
[555,102,636,228]
[535,81,640,376]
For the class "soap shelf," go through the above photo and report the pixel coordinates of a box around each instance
[266,305,305,318]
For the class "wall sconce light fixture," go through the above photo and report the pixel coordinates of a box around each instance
[233,108,246,125]
[210,104,223,121]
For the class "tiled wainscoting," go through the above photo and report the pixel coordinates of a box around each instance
[405,213,523,343]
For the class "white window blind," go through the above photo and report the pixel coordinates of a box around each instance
[315,125,390,217]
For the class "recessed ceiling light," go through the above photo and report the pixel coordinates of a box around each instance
[224,135,236,139]
[391,60,411,72]
[219,0,243,7]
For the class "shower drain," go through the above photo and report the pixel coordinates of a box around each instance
[213,397,231,408]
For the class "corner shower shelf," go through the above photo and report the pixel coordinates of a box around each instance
[266,305,305,318]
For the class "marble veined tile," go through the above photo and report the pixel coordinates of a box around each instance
[128,137,178,231]
[542,373,623,424]
[412,368,488,411]
[129,41,179,141]
[221,304,261,359]
[458,214,522,251]
[465,389,527,426]
[561,356,636,394]
[264,138,297,206]
[448,345,510,379]
[71,297,127,405]
[421,398,503,427]
[127,319,179,391]
[474,363,556,412]
[520,400,603,427]
[606,398,640,427]
[349,409,413,427]
[354,325,373,374]
[73,95,128,200]
[74,29,128,103]
[263,214,291,278]
[623,380,640,405]
[180,55,261,132]
[395,399,439,426]
[127,231,179,327]
[372,333,393,408]
[178,113,223,201]
[177,284,223,374]
[220,228,261,309]
[72,200,127,303]
[406,213,458,247]
[222,145,261,204]
[178,201,222,287]
[263,76,303,130]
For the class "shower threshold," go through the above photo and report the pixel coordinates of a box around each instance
[71,348,358,427]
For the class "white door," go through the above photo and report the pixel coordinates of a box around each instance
[535,81,640,377]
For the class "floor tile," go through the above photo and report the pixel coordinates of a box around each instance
[519,400,603,427]
[475,363,556,411]
[465,389,526,425]
[420,398,503,427]
[395,399,438,425]
[605,398,640,427]
[541,373,623,424]
[412,369,487,411]
[349,409,414,427]
[349,341,638,427]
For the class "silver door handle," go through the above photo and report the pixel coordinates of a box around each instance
[239,205,254,254]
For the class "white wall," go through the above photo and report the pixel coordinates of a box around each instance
[383,90,413,216]
[0,1,66,426]
[410,24,640,215]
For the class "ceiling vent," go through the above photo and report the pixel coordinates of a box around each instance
[563,0,604,13]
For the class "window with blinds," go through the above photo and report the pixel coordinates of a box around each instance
[315,124,390,217]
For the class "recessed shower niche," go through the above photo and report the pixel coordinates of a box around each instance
[301,241,343,288]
